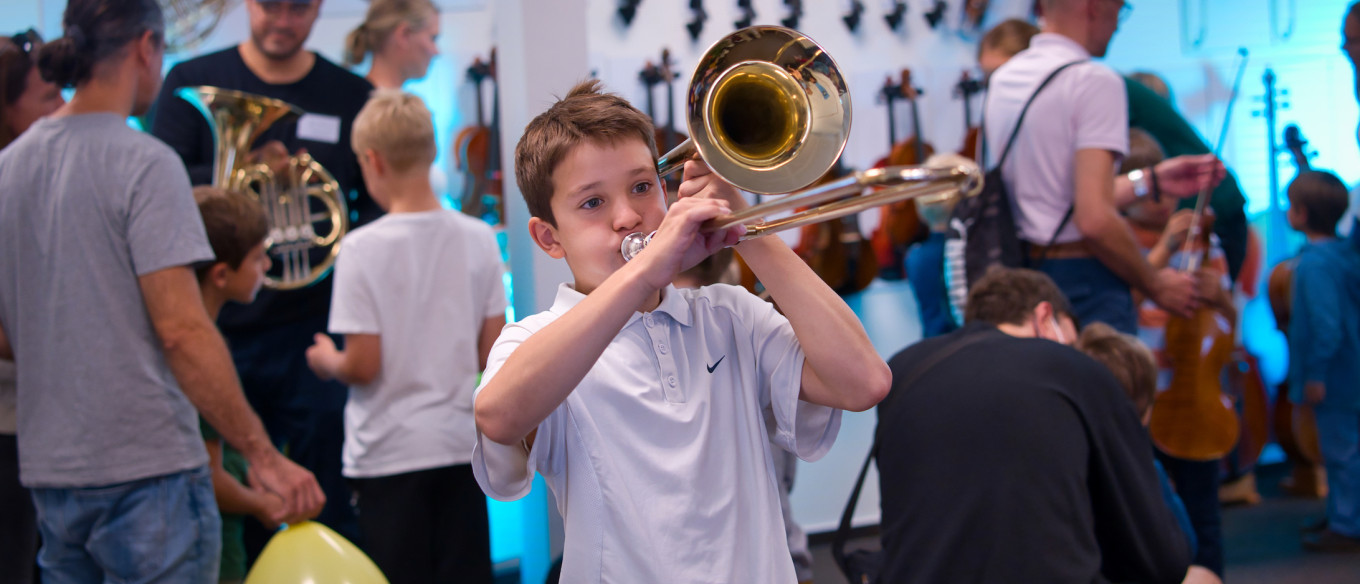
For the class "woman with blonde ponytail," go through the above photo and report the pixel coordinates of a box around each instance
[345,0,439,89]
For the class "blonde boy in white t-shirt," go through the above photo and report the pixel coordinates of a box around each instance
[471,80,891,582]
[305,90,505,584]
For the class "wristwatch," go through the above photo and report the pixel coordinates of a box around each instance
[1129,168,1151,200]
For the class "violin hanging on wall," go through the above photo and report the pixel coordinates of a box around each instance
[953,70,984,161]
[617,0,642,26]
[962,0,989,30]
[639,49,688,196]
[453,49,502,225]
[869,69,930,281]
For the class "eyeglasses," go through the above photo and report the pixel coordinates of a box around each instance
[8,29,40,56]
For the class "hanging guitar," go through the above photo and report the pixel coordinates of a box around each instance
[1268,122,1327,498]
[869,69,930,281]
[453,49,502,224]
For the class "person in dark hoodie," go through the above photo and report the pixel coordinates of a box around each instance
[1285,169,1360,553]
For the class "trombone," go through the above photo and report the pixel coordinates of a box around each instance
[622,26,982,261]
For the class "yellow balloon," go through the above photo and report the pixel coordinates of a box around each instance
[244,521,389,584]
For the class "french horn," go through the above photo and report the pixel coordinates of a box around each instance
[178,86,348,290]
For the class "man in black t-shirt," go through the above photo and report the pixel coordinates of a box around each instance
[876,268,1191,584]
[150,0,376,550]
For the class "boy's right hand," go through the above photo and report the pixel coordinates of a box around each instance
[305,333,339,380]
[632,196,745,291]
[253,489,287,530]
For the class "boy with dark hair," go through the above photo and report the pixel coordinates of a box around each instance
[193,186,292,584]
[471,79,889,582]
[1285,169,1360,552]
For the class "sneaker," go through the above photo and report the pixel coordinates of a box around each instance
[1300,516,1329,534]
[1302,529,1360,553]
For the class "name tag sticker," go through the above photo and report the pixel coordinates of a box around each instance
[297,113,341,144]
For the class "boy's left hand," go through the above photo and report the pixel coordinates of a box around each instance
[677,159,748,212]
[305,333,340,380]
[1305,381,1326,405]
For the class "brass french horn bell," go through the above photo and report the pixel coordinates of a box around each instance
[623,26,982,261]
[178,86,349,290]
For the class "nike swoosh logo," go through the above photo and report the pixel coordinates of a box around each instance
[706,356,725,374]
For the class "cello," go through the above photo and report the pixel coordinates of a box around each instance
[1148,209,1241,462]
[1268,123,1327,498]
[453,49,502,224]
[869,69,930,280]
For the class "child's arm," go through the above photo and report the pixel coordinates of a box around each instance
[474,196,739,446]
[1148,211,1196,270]
[477,316,504,371]
[204,437,285,529]
[306,334,382,386]
[1293,258,1342,404]
[678,161,890,412]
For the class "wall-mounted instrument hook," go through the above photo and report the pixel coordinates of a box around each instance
[617,0,642,27]
[884,1,907,31]
[687,0,707,41]
[844,0,866,32]
[924,0,947,28]
[735,0,755,29]
[782,0,804,29]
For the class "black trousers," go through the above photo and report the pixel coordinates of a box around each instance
[0,434,37,584]
[1157,452,1224,577]
[349,464,492,584]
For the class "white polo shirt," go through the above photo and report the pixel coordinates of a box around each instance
[984,33,1129,244]
[472,283,841,583]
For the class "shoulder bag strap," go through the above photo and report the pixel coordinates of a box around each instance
[831,330,995,565]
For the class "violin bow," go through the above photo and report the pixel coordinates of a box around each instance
[1181,48,1248,273]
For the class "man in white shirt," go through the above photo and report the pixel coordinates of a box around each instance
[985,0,1211,333]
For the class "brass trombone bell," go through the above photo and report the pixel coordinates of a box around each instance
[655,26,850,195]
[620,164,984,261]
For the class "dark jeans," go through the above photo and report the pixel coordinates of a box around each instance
[0,434,37,584]
[31,466,220,584]
[349,464,492,584]
[225,314,359,559]
[1156,452,1224,577]
[1032,256,1136,334]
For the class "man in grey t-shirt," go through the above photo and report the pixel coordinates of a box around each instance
[0,2,323,581]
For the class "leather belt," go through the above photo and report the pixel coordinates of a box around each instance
[1026,240,1093,260]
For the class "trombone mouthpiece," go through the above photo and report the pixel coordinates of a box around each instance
[621,231,655,262]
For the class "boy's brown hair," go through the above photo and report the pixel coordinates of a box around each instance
[1077,322,1158,417]
[964,266,1074,327]
[352,89,437,173]
[1287,169,1350,236]
[979,18,1038,60]
[1120,127,1166,175]
[193,186,270,281]
[514,79,658,226]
